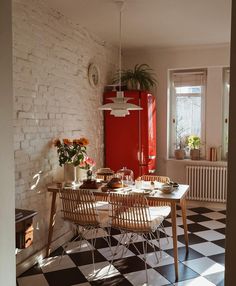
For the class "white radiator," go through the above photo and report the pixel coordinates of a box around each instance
[186,165,227,202]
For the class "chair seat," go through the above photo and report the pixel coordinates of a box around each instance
[95,201,110,211]
[94,201,110,227]
[111,208,164,233]
[149,206,171,218]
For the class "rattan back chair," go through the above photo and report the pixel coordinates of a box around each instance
[138,175,170,207]
[95,174,114,182]
[60,188,110,271]
[108,192,164,284]
[138,175,171,245]
[139,175,170,184]
[60,188,99,227]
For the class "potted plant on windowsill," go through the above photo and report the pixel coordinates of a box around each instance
[174,137,186,160]
[174,127,187,160]
[186,135,201,160]
[112,64,157,91]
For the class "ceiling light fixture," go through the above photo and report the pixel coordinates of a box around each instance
[99,0,142,117]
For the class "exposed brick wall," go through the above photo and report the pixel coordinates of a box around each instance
[13,0,117,264]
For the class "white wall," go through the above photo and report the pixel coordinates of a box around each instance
[13,0,117,270]
[0,0,16,285]
[124,45,230,181]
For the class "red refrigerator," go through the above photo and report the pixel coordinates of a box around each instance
[104,91,156,179]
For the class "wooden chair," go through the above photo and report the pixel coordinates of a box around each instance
[139,175,170,184]
[138,175,171,206]
[59,188,110,270]
[95,174,114,182]
[108,193,165,284]
[139,175,171,243]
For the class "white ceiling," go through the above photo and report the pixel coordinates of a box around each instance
[47,0,232,49]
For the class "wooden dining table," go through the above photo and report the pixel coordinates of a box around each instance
[46,183,189,281]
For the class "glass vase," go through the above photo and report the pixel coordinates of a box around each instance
[64,164,88,186]
[64,163,76,187]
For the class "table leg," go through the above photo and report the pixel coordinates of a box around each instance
[46,192,57,257]
[180,199,189,252]
[171,202,178,281]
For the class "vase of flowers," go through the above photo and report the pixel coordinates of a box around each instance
[54,138,89,186]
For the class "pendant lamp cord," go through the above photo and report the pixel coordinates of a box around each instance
[118,1,123,92]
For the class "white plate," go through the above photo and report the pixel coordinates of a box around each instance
[131,189,152,195]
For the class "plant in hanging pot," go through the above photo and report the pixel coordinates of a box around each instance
[112,64,157,91]
[54,138,89,186]
[186,135,201,160]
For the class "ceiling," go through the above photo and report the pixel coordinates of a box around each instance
[47,0,232,49]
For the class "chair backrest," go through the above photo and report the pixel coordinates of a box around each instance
[139,175,170,184]
[95,174,114,181]
[138,175,171,206]
[59,188,99,227]
[109,193,154,233]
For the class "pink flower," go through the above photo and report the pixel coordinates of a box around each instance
[79,161,86,168]
[79,156,96,169]
[85,157,96,167]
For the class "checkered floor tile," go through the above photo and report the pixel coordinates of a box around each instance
[17,205,225,286]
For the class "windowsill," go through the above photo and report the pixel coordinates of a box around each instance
[166,158,228,166]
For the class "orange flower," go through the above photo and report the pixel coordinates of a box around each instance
[78,137,89,146]
[53,137,89,166]
[63,138,72,145]
[72,139,80,145]
[54,139,61,147]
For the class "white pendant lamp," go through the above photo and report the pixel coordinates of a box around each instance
[99,0,142,117]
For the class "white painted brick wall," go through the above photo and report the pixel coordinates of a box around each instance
[13,0,117,266]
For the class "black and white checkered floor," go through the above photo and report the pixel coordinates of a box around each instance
[17,205,226,286]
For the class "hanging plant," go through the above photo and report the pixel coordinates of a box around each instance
[112,64,158,91]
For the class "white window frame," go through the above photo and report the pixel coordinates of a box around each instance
[168,69,207,159]
[222,68,230,160]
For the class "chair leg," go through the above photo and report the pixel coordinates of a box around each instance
[148,232,159,264]
[59,225,83,263]
[155,229,162,259]
[91,228,98,272]
[142,239,149,285]
[124,233,136,253]
[108,230,125,275]
[111,231,125,259]
[105,227,112,248]
[161,221,169,243]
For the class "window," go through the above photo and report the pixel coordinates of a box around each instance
[222,68,230,160]
[169,69,207,158]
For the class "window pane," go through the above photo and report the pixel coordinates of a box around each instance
[175,86,202,94]
[176,94,201,138]
[169,69,206,158]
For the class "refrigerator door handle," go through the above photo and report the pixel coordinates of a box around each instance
[138,149,146,164]
[149,155,156,159]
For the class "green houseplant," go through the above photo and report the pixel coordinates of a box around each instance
[186,135,201,160]
[174,125,187,160]
[174,135,187,160]
[112,64,157,91]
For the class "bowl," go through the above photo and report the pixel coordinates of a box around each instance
[170,181,179,188]
[160,184,174,194]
